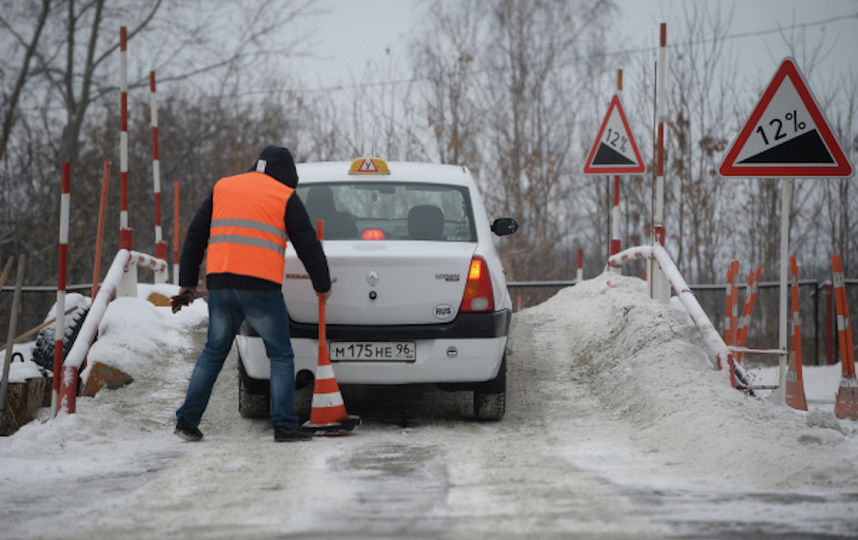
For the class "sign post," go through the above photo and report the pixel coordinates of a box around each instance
[720,57,853,404]
[584,82,646,274]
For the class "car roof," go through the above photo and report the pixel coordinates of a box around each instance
[296,161,475,187]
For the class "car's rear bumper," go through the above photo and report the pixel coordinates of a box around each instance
[235,310,510,385]
[239,309,511,340]
[236,334,507,385]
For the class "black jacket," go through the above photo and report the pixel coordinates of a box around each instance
[179,146,331,293]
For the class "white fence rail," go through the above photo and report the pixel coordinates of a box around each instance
[608,245,751,390]
[58,250,167,414]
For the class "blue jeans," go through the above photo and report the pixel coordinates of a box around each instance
[176,288,299,428]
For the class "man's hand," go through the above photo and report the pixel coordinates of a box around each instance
[318,288,332,303]
[171,286,196,313]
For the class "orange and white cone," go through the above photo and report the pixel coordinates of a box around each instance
[832,255,858,420]
[785,351,808,411]
[302,220,360,435]
[785,257,807,411]
[302,345,360,434]
[835,376,858,420]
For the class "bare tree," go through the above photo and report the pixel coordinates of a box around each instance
[0,0,317,332]
[411,0,484,166]
[0,0,51,162]
[662,2,738,284]
[410,0,615,289]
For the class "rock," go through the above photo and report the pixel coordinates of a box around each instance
[81,362,133,396]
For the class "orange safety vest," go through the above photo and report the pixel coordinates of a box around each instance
[206,171,293,284]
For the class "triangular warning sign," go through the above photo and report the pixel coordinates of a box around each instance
[348,157,390,175]
[584,95,646,175]
[720,58,853,178]
[358,158,379,172]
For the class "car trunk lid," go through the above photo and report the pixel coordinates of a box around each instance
[283,241,476,325]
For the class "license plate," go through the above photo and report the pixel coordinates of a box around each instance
[330,341,416,362]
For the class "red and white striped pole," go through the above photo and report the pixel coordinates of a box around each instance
[119,26,132,250]
[651,22,669,303]
[610,69,622,260]
[150,71,167,262]
[173,179,180,284]
[611,175,621,256]
[576,249,583,283]
[51,163,70,417]
[825,281,835,365]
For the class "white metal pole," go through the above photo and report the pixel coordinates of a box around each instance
[610,70,622,273]
[772,178,792,405]
[51,164,70,417]
[119,26,131,250]
[151,71,167,268]
[653,23,669,303]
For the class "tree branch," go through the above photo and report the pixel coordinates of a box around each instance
[0,0,52,162]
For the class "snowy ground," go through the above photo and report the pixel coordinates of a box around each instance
[1,275,857,539]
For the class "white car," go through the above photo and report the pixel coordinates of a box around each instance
[235,157,518,421]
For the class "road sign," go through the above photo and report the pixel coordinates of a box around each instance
[720,58,853,178]
[584,95,646,175]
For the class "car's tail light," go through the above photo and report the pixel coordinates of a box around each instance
[460,256,494,312]
[361,229,386,240]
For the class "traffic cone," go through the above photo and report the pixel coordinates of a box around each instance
[832,255,858,420]
[302,221,360,435]
[301,339,360,434]
[835,376,858,420]
[785,351,807,411]
[785,257,807,411]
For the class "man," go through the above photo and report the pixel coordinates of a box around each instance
[172,146,331,443]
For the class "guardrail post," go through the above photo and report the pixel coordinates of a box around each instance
[118,257,138,298]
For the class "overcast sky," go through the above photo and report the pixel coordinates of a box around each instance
[294,0,858,96]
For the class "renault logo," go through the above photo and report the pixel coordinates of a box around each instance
[367,271,379,287]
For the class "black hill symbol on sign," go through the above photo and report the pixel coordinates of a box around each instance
[593,142,636,165]
[739,130,834,164]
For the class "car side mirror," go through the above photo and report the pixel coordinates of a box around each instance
[491,217,518,236]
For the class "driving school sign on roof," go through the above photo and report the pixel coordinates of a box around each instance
[719,58,853,179]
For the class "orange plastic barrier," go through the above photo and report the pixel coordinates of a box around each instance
[734,267,761,364]
[786,256,807,410]
[723,260,740,346]
[832,255,857,420]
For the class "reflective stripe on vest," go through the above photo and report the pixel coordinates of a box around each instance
[206,172,293,283]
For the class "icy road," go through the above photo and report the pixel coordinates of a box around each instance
[1,275,857,539]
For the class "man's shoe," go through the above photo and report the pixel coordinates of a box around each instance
[274,426,313,442]
[174,417,203,441]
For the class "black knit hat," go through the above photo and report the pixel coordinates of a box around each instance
[253,146,299,188]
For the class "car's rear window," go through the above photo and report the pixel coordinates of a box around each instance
[297,182,476,242]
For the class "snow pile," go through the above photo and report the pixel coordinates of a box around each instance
[515,273,858,492]
[6,286,206,388]
[83,284,208,381]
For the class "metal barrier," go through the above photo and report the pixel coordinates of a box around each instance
[58,250,167,414]
[608,245,749,390]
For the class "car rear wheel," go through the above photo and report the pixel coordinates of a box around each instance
[238,358,269,419]
[473,356,506,421]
